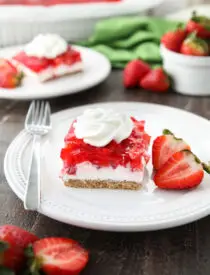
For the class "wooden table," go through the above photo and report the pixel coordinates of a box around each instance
[1,71,210,275]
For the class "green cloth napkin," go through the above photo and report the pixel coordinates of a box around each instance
[78,16,182,68]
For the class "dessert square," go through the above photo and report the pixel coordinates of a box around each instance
[12,34,83,82]
[60,108,151,190]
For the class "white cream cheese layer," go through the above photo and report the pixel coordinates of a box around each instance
[11,61,83,82]
[62,162,144,184]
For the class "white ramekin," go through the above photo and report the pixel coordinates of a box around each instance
[160,44,210,96]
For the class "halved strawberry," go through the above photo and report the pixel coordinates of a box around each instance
[152,129,190,170]
[27,237,89,275]
[153,150,210,189]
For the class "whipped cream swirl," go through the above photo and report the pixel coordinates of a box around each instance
[24,34,68,59]
[74,108,134,147]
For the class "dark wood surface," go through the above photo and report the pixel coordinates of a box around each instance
[1,70,210,275]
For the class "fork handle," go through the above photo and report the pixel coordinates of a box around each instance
[24,134,41,210]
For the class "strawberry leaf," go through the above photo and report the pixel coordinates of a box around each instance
[0,241,9,252]
[24,245,42,275]
[163,129,174,135]
[202,162,210,174]
[24,245,34,258]
[0,266,15,275]
[21,268,41,275]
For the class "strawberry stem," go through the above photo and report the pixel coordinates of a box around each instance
[202,162,210,174]
[187,31,198,40]
[176,22,185,30]
[192,10,197,20]
[163,129,174,135]
[185,150,210,174]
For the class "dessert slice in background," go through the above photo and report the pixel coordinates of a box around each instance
[12,34,83,82]
[60,108,151,190]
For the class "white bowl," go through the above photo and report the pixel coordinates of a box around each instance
[0,0,163,47]
[160,44,210,96]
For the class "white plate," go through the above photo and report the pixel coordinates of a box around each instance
[4,102,210,232]
[0,45,111,100]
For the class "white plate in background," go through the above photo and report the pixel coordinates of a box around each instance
[0,45,111,100]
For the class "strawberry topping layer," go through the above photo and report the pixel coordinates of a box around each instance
[13,46,82,73]
[60,117,151,175]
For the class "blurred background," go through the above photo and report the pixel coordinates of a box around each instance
[0,0,209,47]
[154,0,207,15]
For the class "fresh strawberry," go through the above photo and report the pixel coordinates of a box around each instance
[140,68,170,92]
[0,225,38,272]
[186,11,210,38]
[153,150,210,189]
[123,59,151,88]
[180,32,209,56]
[161,26,186,52]
[152,129,190,170]
[0,58,23,89]
[27,237,89,275]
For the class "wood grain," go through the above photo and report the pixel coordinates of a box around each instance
[1,71,210,275]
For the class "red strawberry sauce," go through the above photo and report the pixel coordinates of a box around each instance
[60,118,151,175]
[13,46,81,73]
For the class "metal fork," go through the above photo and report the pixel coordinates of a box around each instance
[24,101,51,210]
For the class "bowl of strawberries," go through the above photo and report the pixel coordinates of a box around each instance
[160,11,210,96]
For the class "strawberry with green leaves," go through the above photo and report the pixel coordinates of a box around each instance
[152,129,190,170]
[26,237,89,275]
[153,150,210,189]
[0,58,23,89]
[0,225,38,273]
[180,32,209,56]
[186,11,210,39]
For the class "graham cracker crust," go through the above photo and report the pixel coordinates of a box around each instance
[64,179,141,190]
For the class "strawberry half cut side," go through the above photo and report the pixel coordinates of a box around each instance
[25,237,89,275]
[153,150,210,190]
[152,129,190,170]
